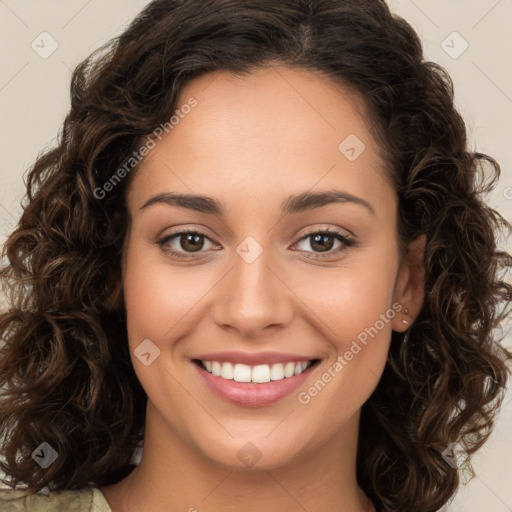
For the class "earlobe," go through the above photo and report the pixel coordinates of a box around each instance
[392,233,427,332]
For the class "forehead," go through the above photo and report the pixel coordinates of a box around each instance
[127,65,392,214]
[172,64,375,155]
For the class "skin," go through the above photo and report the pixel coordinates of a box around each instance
[100,64,426,512]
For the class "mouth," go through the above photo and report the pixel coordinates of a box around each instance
[193,358,320,383]
[192,357,321,407]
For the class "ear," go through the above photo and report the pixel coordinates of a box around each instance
[392,233,426,333]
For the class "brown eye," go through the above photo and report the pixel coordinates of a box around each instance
[294,230,356,259]
[178,233,205,252]
[309,233,336,252]
[156,229,219,259]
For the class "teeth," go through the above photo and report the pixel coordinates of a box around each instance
[252,364,270,383]
[233,363,251,382]
[200,360,312,383]
[270,363,284,380]
[220,362,234,379]
[284,362,295,377]
[211,361,221,376]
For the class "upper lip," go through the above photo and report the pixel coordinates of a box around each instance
[193,351,318,366]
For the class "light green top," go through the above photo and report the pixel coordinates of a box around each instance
[0,487,112,511]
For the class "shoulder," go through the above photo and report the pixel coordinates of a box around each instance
[0,486,112,512]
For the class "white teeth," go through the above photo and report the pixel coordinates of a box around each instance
[270,363,284,381]
[200,360,313,383]
[220,362,234,379]
[252,364,271,383]
[233,363,252,382]
[211,361,221,376]
[284,362,295,377]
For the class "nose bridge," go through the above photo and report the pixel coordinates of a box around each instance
[212,235,291,336]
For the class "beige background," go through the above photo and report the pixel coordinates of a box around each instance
[0,1,511,510]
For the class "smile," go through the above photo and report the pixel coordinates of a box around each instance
[198,360,314,383]
[192,356,321,407]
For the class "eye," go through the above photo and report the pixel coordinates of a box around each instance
[293,228,356,259]
[156,229,219,259]
[155,227,356,260]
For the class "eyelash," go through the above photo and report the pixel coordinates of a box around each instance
[155,227,357,261]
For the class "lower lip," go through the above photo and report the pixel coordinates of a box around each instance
[193,361,318,407]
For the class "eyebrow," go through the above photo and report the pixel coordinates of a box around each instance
[139,189,376,217]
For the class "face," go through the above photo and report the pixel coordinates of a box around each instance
[122,65,416,469]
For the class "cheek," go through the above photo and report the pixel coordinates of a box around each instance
[324,284,394,377]
[123,244,205,343]
[122,246,196,401]
[293,248,397,399]
[295,249,397,340]
[295,288,395,422]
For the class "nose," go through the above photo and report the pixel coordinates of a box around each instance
[211,245,294,339]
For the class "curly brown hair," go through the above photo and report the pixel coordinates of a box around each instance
[1,0,511,510]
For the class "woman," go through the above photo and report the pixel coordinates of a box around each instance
[0,0,510,511]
